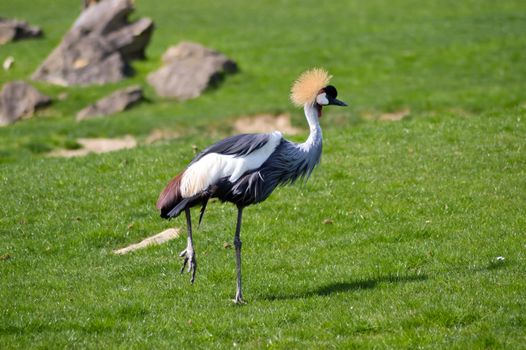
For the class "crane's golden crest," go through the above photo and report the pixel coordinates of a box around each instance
[290,68,332,107]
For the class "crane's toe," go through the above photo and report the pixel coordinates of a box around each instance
[179,248,197,283]
[233,292,246,305]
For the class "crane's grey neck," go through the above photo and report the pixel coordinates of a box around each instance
[300,103,323,151]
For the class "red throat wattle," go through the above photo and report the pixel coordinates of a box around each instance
[316,104,323,118]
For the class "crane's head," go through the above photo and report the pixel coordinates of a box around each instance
[291,68,347,111]
[315,85,347,107]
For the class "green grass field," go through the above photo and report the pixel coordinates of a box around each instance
[1,0,525,348]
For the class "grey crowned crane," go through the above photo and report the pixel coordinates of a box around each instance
[156,68,347,303]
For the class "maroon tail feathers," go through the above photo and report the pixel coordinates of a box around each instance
[156,172,184,219]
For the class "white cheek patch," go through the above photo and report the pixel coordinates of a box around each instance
[316,93,329,105]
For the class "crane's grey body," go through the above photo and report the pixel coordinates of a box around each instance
[164,104,322,219]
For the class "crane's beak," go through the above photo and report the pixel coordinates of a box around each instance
[328,96,347,107]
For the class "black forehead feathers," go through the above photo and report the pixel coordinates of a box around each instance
[323,85,338,98]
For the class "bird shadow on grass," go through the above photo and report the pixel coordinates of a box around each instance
[260,273,428,301]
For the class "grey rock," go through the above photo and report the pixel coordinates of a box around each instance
[76,85,143,120]
[0,81,51,126]
[32,0,153,86]
[147,41,237,100]
[0,17,42,45]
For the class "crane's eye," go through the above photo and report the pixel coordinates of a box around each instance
[324,85,338,99]
[316,92,329,105]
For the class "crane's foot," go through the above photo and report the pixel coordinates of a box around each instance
[233,292,246,305]
[179,248,197,283]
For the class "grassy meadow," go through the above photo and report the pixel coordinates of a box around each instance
[1,0,526,348]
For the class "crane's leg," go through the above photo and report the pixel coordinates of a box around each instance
[233,206,245,304]
[179,207,197,283]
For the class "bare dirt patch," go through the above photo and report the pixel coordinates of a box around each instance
[49,135,137,157]
[234,113,302,135]
[378,108,411,121]
[48,128,181,157]
[144,129,180,144]
[114,228,181,255]
[361,108,411,122]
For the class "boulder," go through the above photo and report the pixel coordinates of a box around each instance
[32,0,153,86]
[147,41,237,100]
[0,18,42,45]
[76,85,143,120]
[0,81,51,126]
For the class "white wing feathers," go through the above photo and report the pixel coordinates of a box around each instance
[180,132,282,198]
